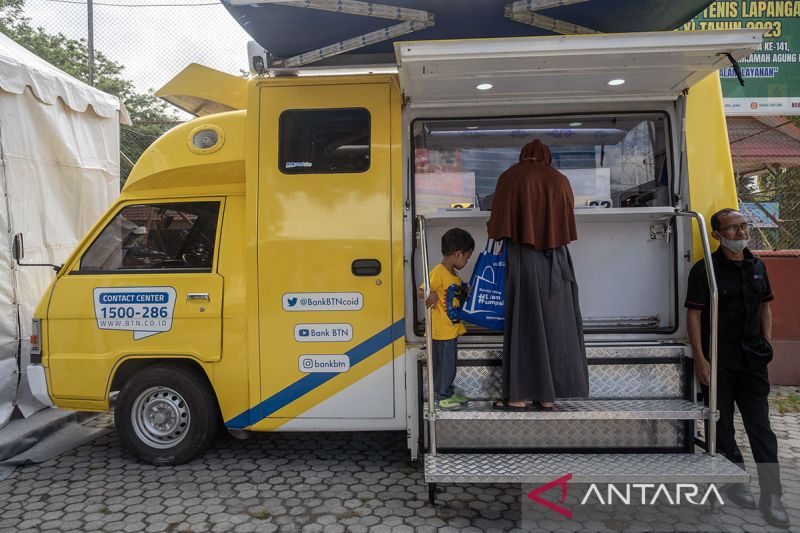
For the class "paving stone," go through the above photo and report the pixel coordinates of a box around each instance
[15,519,42,529]
[57,520,84,532]
[1,508,24,520]
[39,519,64,530]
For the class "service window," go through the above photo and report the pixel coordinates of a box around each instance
[279,108,371,174]
[412,114,671,215]
[79,202,220,272]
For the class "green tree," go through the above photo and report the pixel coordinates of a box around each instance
[1,0,179,182]
[0,0,23,29]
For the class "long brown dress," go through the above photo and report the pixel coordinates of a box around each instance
[487,139,589,403]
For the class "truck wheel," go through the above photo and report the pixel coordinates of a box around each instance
[115,364,219,465]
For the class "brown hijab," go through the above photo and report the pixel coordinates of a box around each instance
[487,139,577,249]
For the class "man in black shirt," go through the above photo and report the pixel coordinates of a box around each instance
[685,208,788,528]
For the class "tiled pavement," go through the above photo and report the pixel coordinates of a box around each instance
[0,387,798,533]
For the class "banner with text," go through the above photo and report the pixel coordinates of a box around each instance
[686,1,800,115]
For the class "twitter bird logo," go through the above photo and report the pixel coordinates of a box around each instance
[286,297,298,307]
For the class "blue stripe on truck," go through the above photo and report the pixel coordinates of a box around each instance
[225,319,405,429]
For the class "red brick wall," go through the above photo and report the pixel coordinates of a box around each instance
[755,251,800,385]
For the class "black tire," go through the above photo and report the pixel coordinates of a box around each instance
[115,363,219,465]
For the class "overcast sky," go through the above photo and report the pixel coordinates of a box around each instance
[24,0,253,96]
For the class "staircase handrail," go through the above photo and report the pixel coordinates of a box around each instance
[416,215,438,455]
[675,210,719,456]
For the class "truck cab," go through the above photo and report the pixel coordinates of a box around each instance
[27,29,760,495]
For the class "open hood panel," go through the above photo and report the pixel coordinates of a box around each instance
[155,63,247,116]
[396,30,762,106]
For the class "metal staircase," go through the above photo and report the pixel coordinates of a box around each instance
[422,346,700,451]
[415,214,748,505]
[418,345,747,497]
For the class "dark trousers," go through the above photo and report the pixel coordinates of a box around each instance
[432,338,457,401]
[701,363,782,496]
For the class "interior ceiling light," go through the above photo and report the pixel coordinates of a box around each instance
[476,83,493,91]
[608,79,626,86]
[569,122,582,127]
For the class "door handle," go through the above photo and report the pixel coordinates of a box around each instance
[352,259,381,277]
[187,292,210,301]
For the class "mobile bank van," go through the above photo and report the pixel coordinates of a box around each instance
[20,23,763,499]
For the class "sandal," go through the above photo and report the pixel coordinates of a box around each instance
[493,399,531,412]
[533,401,555,411]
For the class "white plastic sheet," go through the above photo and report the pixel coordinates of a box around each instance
[0,34,124,428]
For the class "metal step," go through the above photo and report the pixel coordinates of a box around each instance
[421,361,688,400]
[427,399,706,421]
[426,400,703,449]
[424,452,748,483]
[430,418,691,449]
[420,344,689,362]
[418,345,695,450]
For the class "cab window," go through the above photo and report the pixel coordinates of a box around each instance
[79,202,220,272]
[279,108,371,174]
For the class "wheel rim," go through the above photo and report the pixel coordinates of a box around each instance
[131,386,191,449]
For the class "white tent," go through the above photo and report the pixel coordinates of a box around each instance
[0,33,130,428]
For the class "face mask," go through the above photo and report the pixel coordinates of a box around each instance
[721,237,749,252]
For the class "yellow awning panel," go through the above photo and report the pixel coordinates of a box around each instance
[155,63,247,116]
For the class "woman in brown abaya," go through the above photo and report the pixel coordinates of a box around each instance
[488,139,589,410]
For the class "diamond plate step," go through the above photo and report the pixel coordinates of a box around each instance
[431,418,690,449]
[422,361,688,400]
[424,453,748,483]
[426,399,706,421]
[419,345,689,362]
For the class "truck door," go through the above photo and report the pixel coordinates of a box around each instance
[47,200,224,401]
[256,79,397,425]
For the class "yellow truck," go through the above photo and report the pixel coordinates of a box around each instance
[21,29,762,497]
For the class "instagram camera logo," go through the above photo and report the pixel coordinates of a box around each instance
[528,473,573,518]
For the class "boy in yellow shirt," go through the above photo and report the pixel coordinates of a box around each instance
[418,228,475,410]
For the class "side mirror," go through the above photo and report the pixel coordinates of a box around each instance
[12,233,24,262]
[12,234,60,272]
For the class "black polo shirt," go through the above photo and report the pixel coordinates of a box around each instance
[685,248,774,369]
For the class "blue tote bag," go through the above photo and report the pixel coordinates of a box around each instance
[447,239,507,331]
